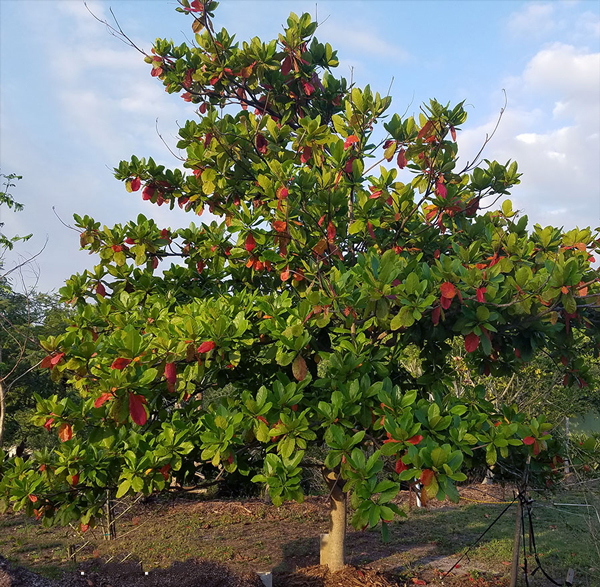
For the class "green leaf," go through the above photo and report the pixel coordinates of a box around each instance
[116,479,131,499]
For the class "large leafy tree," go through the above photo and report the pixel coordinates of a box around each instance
[2,1,599,570]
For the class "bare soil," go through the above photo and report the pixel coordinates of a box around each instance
[1,483,589,587]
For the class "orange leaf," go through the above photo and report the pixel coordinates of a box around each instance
[94,393,113,408]
[58,423,73,443]
[417,120,433,140]
[344,135,359,149]
[440,282,456,299]
[420,469,434,487]
[327,221,336,242]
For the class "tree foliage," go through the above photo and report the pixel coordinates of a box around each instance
[1,1,599,536]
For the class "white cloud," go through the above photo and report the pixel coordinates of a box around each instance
[507,2,600,44]
[458,42,600,232]
[508,3,556,37]
[322,23,410,63]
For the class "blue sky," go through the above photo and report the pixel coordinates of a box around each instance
[1,0,599,293]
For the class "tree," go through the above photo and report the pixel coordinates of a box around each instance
[2,1,599,570]
[0,172,38,448]
[0,285,70,449]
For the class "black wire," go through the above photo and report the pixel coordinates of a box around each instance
[525,495,562,586]
[440,497,517,581]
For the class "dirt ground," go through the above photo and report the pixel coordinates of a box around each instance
[0,483,588,587]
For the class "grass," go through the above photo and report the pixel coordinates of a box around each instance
[1,486,599,585]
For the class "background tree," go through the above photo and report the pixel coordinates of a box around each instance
[0,285,70,448]
[1,1,600,571]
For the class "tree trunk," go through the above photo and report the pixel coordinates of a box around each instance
[105,489,116,540]
[320,470,346,571]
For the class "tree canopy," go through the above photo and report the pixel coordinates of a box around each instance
[1,1,599,566]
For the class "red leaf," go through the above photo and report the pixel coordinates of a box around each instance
[465,332,480,353]
[412,579,427,586]
[273,220,287,233]
[420,469,434,487]
[129,392,148,426]
[43,417,54,432]
[96,282,106,298]
[431,306,441,326]
[130,177,141,191]
[255,134,268,154]
[301,146,312,164]
[397,149,407,169]
[344,135,359,150]
[440,282,456,299]
[476,287,487,303]
[368,221,376,240]
[395,458,408,474]
[196,260,205,274]
[71,473,79,486]
[142,186,155,201]
[281,267,290,281]
[327,221,336,242]
[533,440,541,456]
[523,436,535,445]
[245,232,256,252]
[277,186,289,199]
[160,464,171,481]
[441,295,452,310]
[29,494,38,503]
[58,423,73,443]
[94,393,113,408]
[197,341,216,354]
[165,362,177,384]
[407,435,423,445]
[111,357,132,370]
[281,55,292,76]
[50,352,65,367]
[40,355,53,369]
[292,355,308,381]
[417,120,434,140]
[450,126,457,141]
[435,181,447,199]
[345,157,355,174]
[301,79,315,96]
[81,523,90,533]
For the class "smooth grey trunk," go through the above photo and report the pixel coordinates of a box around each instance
[320,470,346,571]
[509,499,522,587]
